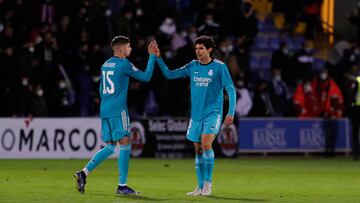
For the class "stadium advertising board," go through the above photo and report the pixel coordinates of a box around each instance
[0,118,103,159]
[133,118,193,158]
[238,118,351,152]
[0,118,194,159]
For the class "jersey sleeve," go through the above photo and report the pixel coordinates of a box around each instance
[156,57,190,79]
[123,54,156,82]
[221,64,236,116]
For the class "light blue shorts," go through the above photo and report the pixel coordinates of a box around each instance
[101,111,130,142]
[186,113,222,143]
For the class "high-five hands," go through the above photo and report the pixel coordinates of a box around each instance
[148,40,158,55]
[155,46,161,58]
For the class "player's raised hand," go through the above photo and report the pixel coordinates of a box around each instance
[155,46,161,58]
[224,115,234,126]
[148,40,157,55]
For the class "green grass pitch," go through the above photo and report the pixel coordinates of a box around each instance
[1,157,360,202]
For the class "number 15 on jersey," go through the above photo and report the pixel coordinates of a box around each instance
[102,70,114,94]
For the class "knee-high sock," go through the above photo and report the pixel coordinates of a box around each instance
[203,149,215,182]
[118,144,132,185]
[195,153,204,188]
[85,144,115,172]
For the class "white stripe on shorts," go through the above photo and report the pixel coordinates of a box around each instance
[121,110,127,131]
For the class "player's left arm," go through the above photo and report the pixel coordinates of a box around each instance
[221,64,236,126]
[124,41,157,82]
[125,54,156,82]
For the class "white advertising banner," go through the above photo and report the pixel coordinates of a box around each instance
[0,118,108,159]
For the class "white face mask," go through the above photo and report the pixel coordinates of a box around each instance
[320,73,328,80]
[274,75,281,81]
[205,19,213,25]
[227,45,234,52]
[180,31,188,37]
[22,78,29,86]
[36,89,44,97]
[282,48,289,54]
[220,46,227,53]
[304,84,312,92]
[59,81,66,89]
[28,47,35,53]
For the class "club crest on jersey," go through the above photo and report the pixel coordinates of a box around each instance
[208,69,214,76]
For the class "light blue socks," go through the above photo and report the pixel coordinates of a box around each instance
[203,149,215,182]
[118,144,132,185]
[195,153,204,189]
[85,144,116,172]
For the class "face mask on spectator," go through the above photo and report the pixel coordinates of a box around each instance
[282,48,289,55]
[206,19,213,25]
[236,80,244,88]
[22,78,28,86]
[28,47,35,53]
[274,75,281,81]
[36,89,44,97]
[227,45,234,52]
[320,72,328,81]
[59,81,66,89]
[220,46,227,53]
[304,84,312,93]
[180,31,188,38]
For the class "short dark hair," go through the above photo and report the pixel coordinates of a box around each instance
[111,36,130,47]
[194,35,215,55]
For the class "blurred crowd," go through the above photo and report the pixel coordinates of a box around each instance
[0,0,359,120]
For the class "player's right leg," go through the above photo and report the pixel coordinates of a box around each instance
[185,119,203,196]
[186,143,203,196]
[74,141,116,193]
[73,118,116,193]
[116,136,140,195]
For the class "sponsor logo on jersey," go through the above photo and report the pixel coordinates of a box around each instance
[104,62,115,68]
[193,76,212,87]
[208,69,214,76]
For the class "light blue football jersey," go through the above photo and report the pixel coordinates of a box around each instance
[99,54,156,118]
[157,57,236,121]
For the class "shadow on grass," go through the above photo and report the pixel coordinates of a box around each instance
[205,195,268,202]
[114,194,170,201]
[87,193,170,201]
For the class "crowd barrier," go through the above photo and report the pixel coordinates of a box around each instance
[0,117,351,159]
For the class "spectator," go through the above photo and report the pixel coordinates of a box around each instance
[348,0,360,45]
[293,80,320,117]
[349,69,360,160]
[301,0,322,40]
[267,67,291,116]
[271,42,293,85]
[235,79,252,119]
[312,68,344,157]
[31,84,48,117]
[249,80,274,117]
[292,40,315,83]
[197,13,220,41]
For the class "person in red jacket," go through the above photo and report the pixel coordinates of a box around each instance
[293,80,320,118]
[312,69,344,118]
[312,68,344,157]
